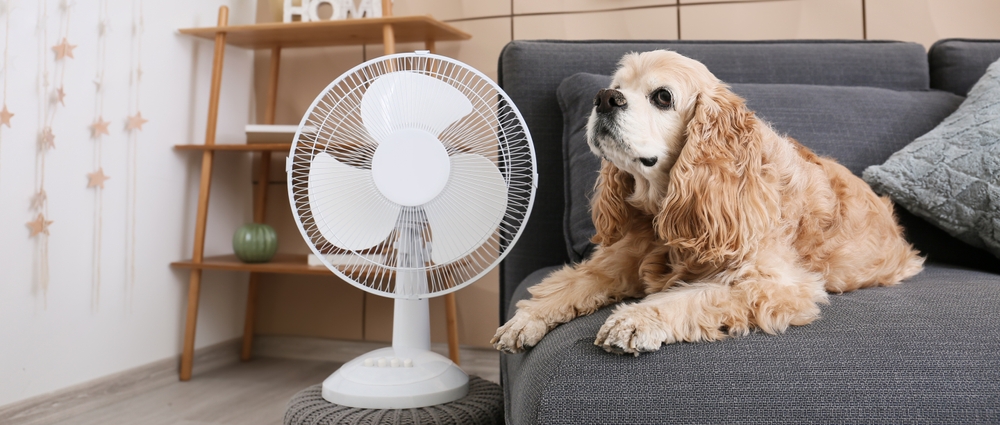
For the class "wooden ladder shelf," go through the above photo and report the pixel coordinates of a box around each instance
[172,4,470,381]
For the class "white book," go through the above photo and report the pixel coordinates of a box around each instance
[245,124,316,144]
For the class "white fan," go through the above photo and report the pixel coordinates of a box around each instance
[287,51,536,409]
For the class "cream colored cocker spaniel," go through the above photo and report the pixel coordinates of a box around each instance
[492,50,924,355]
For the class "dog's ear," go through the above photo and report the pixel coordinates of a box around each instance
[591,159,638,247]
[655,85,780,267]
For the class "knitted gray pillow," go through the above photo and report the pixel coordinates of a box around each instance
[863,58,1000,259]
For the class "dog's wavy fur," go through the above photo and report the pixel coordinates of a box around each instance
[493,50,924,355]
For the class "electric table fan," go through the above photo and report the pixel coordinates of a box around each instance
[287,51,536,409]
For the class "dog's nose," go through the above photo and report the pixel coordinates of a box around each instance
[594,89,627,114]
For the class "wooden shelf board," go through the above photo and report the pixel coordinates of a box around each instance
[174,143,291,152]
[178,16,471,49]
[171,254,336,276]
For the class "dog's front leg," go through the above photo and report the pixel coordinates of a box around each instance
[492,241,650,354]
[596,249,829,355]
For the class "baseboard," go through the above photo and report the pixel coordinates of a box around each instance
[253,335,500,384]
[0,338,241,425]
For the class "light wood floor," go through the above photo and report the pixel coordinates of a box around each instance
[53,358,341,425]
[9,339,500,425]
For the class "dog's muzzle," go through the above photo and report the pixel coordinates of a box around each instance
[594,88,627,114]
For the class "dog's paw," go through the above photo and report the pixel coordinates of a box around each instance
[491,311,549,354]
[594,305,671,356]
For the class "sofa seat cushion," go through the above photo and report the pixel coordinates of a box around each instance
[501,264,1000,424]
[559,73,964,262]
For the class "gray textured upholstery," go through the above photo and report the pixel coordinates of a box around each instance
[930,38,1000,96]
[558,73,964,262]
[498,40,931,321]
[502,265,1000,424]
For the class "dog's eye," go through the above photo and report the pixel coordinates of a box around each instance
[651,89,673,109]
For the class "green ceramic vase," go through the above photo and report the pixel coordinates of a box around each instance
[233,223,278,263]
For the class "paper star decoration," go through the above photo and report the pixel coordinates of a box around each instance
[126,112,148,131]
[27,213,53,237]
[91,117,110,137]
[0,104,12,127]
[31,190,48,210]
[56,86,66,105]
[40,127,55,150]
[52,38,77,60]
[87,168,110,189]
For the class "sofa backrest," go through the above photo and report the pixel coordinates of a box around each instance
[497,39,999,321]
[930,39,1000,96]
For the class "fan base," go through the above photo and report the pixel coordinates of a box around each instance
[322,347,469,409]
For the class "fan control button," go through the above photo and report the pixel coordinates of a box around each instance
[363,358,374,367]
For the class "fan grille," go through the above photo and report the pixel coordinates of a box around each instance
[288,53,536,298]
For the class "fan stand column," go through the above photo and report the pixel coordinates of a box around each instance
[180,6,229,382]
[380,0,462,367]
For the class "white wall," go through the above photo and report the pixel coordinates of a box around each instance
[0,0,258,406]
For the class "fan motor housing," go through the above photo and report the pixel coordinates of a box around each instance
[371,128,451,206]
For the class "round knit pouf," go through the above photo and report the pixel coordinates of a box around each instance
[283,376,503,425]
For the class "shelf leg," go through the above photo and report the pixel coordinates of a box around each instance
[242,46,281,362]
[444,293,460,365]
[243,153,272,361]
[180,270,203,381]
[181,5,228,381]
[382,24,395,56]
[241,273,260,361]
[181,149,215,381]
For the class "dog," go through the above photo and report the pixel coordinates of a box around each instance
[492,50,924,356]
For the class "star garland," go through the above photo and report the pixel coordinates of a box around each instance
[125,0,146,305]
[0,0,12,189]
[30,0,74,304]
[89,0,110,309]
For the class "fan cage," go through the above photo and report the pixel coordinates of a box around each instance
[288,53,536,299]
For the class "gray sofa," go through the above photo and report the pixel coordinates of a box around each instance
[497,39,1000,424]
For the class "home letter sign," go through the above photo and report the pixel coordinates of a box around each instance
[285,0,384,22]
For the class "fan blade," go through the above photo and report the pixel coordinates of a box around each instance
[308,152,400,251]
[360,71,473,142]
[424,153,508,265]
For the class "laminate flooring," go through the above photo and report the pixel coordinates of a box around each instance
[45,349,500,425]
[51,358,338,425]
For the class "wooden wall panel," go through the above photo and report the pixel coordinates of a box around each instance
[681,0,863,40]
[678,0,754,3]
[393,0,511,21]
[866,0,1000,48]
[255,274,366,340]
[513,0,674,16]
[253,46,364,126]
[365,17,512,82]
[514,7,679,41]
